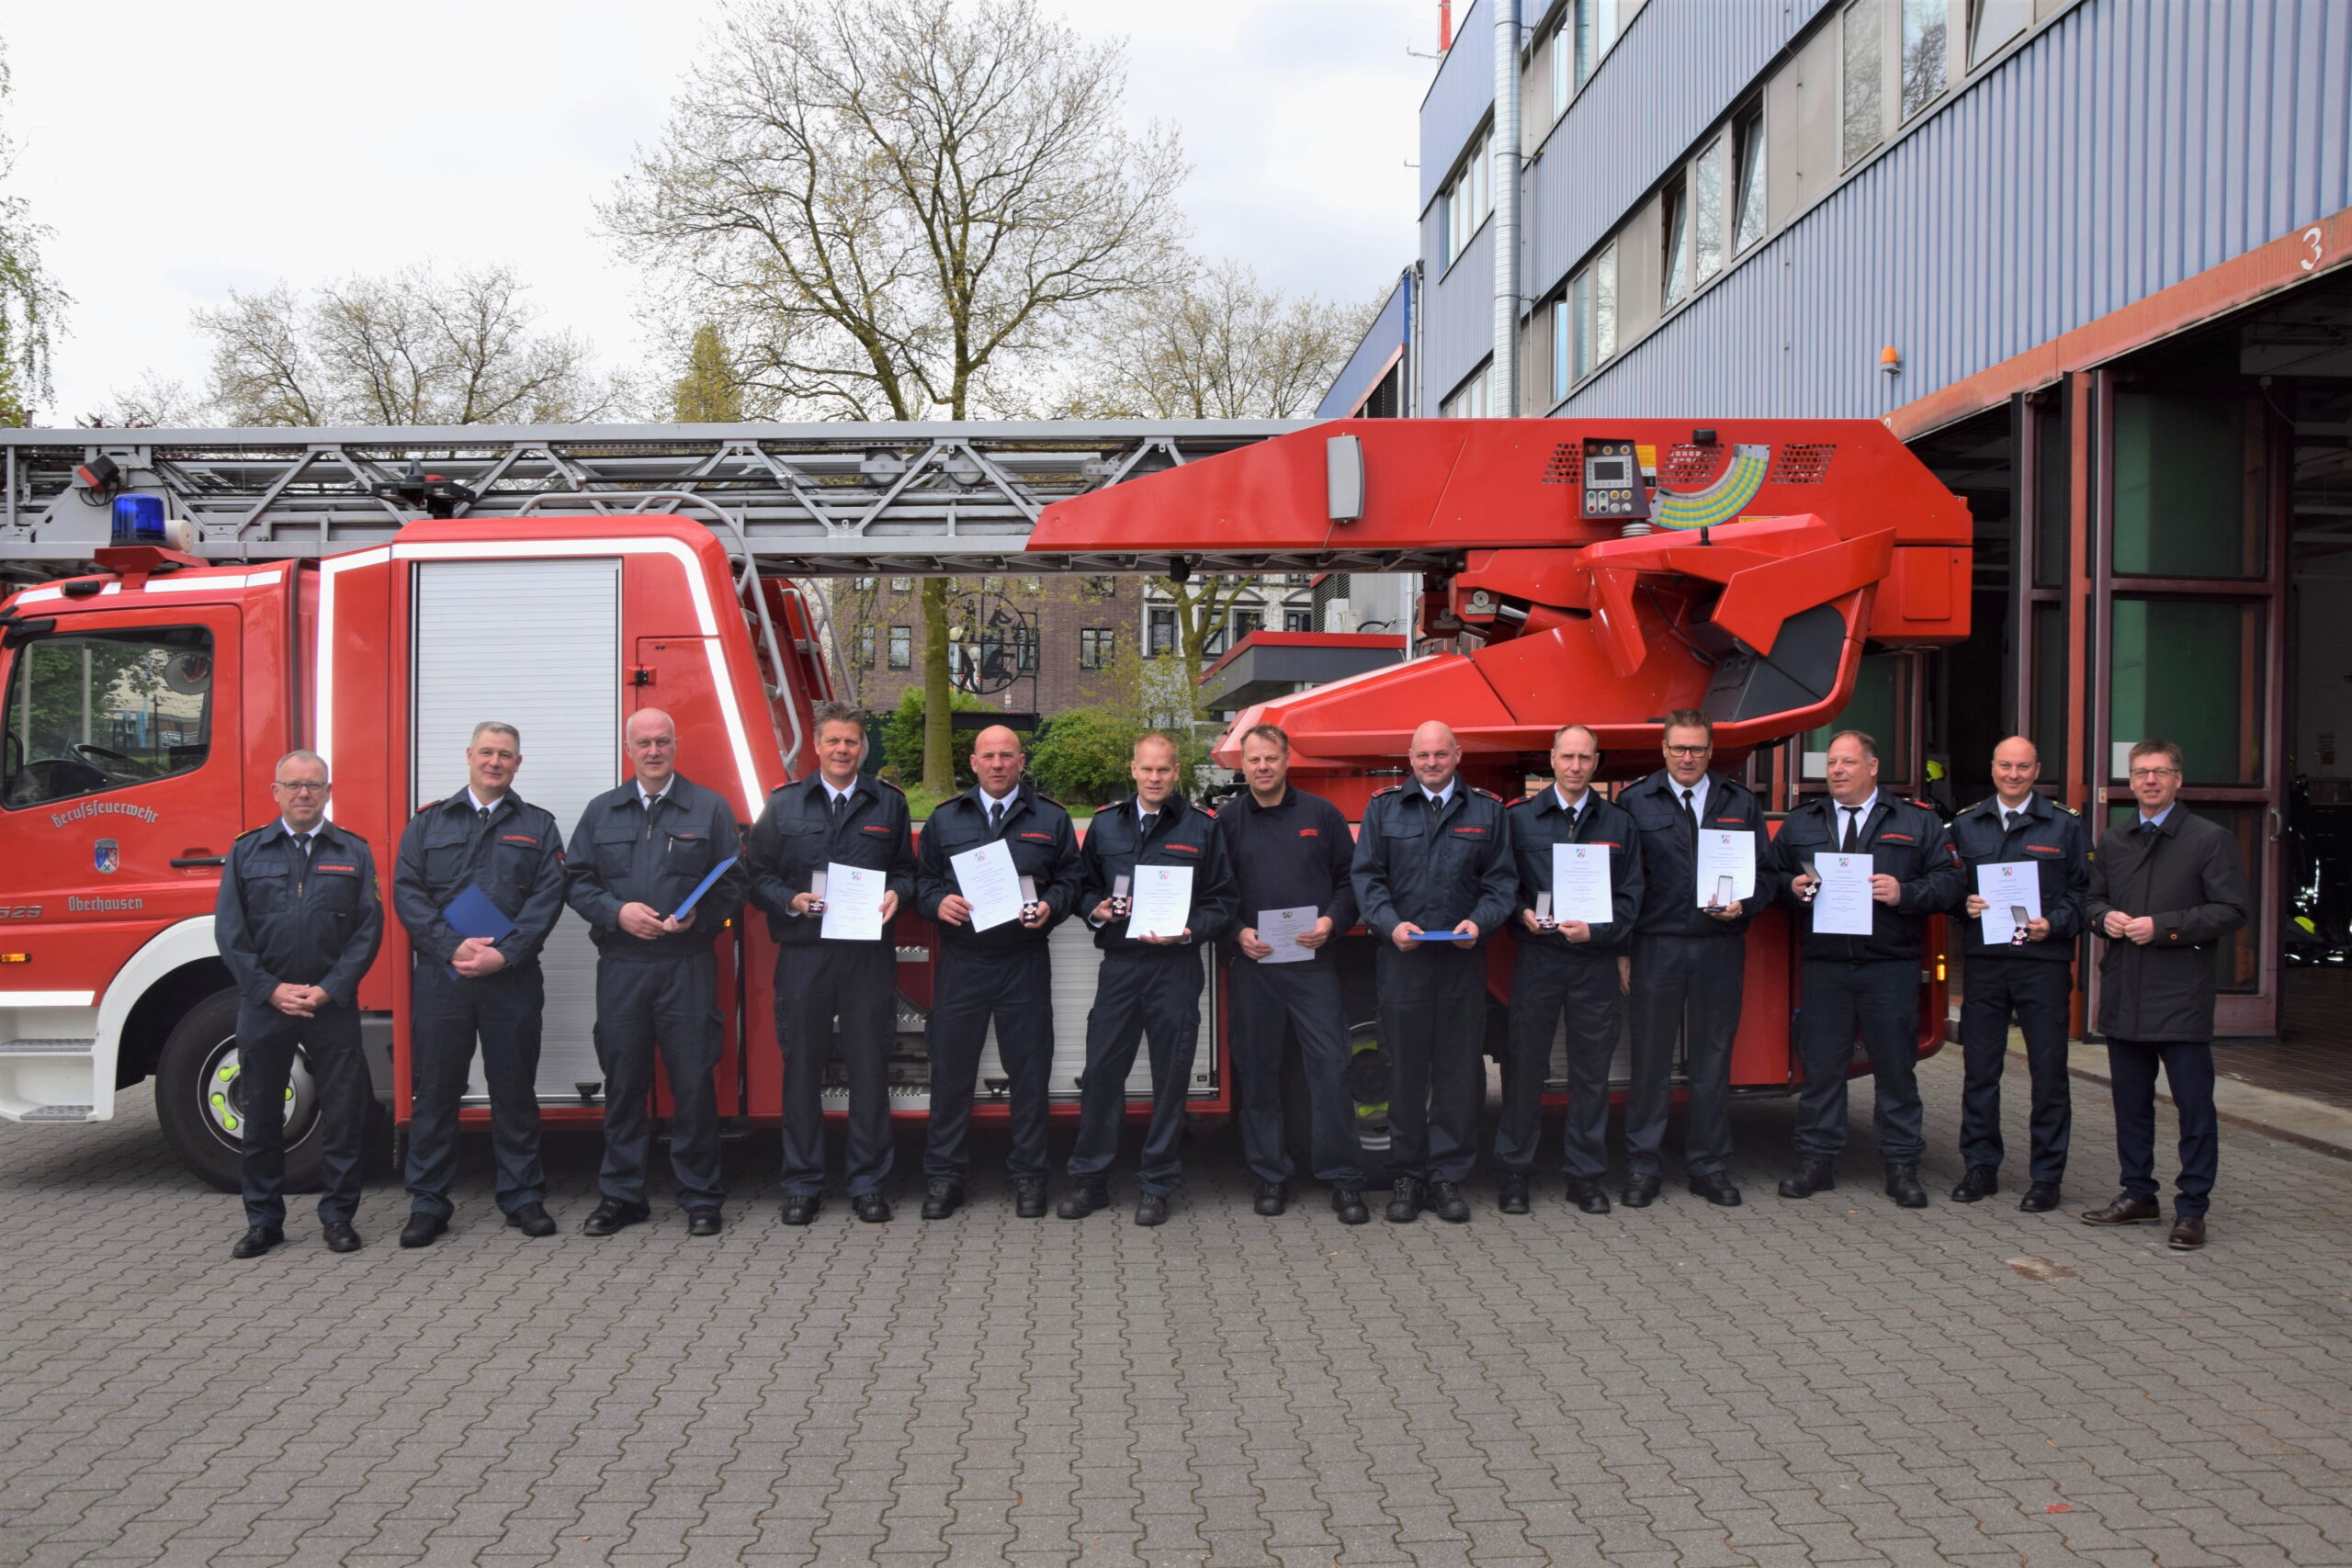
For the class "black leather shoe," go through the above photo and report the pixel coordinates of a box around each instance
[1566,1178,1611,1215]
[1252,1179,1289,1217]
[231,1225,283,1259]
[1497,1173,1532,1214]
[2080,1193,2161,1226]
[581,1200,650,1236]
[1057,1181,1109,1219]
[1778,1158,1837,1200]
[1428,1181,1471,1223]
[1884,1164,1929,1208]
[687,1210,723,1237]
[2166,1213,2207,1250]
[779,1193,820,1226]
[853,1192,892,1224]
[1385,1176,1424,1224]
[322,1221,361,1254]
[921,1180,965,1221]
[1134,1192,1170,1226]
[1621,1173,1662,1209]
[1012,1178,1049,1219]
[2019,1180,2063,1213]
[1950,1165,1999,1203]
[508,1201,559,1237]
[399,1213,448,1248]
[1688,1172,1743,1207]
[1331,1186,1370,1225]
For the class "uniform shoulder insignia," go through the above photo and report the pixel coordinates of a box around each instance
[1471,786,1502,802]
[1197,804,1217,818]
[417,798,441,813]
[2057,802,2079,816]
[873,775,906,794]
[1505,792,1534,807]
[1371,784,1403,798]
[1910,798,1939,812]
[1032,790,1064,807]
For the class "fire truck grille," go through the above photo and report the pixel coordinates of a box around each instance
[1769,443,1838,483]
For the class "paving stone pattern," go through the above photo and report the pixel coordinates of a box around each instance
[2,1052,2349,1567]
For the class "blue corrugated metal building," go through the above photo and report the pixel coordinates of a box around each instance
[1329,0,2352,1036]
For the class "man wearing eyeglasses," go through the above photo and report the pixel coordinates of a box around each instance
[2079,739,2248,1251]
[1616,710,1779,1210]
[214,751,384,1258]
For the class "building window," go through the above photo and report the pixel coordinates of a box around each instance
[981,576,1004,594]
[1901,0,1946,119]
[1284,609,1312,633]
[1573,0,1621,93]
[889,576,912,593]
[1023,576,1044,594]
[855,626,876,668]
[1559,243,1618,389]
[1232,608,1264,643]
[1082,574,1115,599]
[1731,103,1767,253]
[853,576,877,592]
[1969,0,2031,64]
[888,626,911,669]
[1548,19,1573,120]
[1015,624,1037,672]
[1842,0,1883,167]
[1441,124,1493,270]
[1146,606,1176,658]
[1692,137,1725,286]
[1441,363,1492,419]
[1080,627,1114,670]
[1661,175,1690,309]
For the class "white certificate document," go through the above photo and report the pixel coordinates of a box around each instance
[1977,861,2044,945]
[1551,843,1613,925]
[949,841,1024,933]
[1125,863,1193,940]
[820,861,888,942]
[1692,829,1757,908]
[1813,852,1876,937]
[1258,905,1318,963]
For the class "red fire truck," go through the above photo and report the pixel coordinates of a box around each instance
[0,418,1969,1190]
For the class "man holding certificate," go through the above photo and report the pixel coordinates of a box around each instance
[1497,724,1644,1215]
[392,722,571,1247]
[746,702,915,1224]
[1351,721,1517,1224]
[1945,736,2089,1212]
[1060,734,1236,1226]
[1781,730,1963,1208]
[1216,724,1365,1224]
[912,725,1082,1220]
[1619,710,1778,1209]
[564,708,747,1237]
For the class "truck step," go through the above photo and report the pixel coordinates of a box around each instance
[20,1104,95,1121]
[0,1040,96,1055]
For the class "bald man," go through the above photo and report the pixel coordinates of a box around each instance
[565,707,747,1236]
[913,725,1082,1219]
[1351,721,1517,1224]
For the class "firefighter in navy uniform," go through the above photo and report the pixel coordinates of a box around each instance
[912,724,1082,1221]
[1947,736,2090,1212]
[745,701,916,1225]
[215,750,385,1258]
[1497,724,1644,1216]
[392,721,571,1248]
[1619,709,1781,1209]
[1780,728,1965,1208]
[564,707,748,1238]
[1350,720,1517,1225]
[1059,732,1238,1227]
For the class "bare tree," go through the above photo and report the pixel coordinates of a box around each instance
[0,42,68,426]
[607,0,1188,785]
[185,264,624,427]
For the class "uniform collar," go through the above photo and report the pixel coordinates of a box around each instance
[458,788,514,817]
[814,773,863,807]
[1829,790,1880,820]
[1419,778,1456,809]
[636,777,680,809]
[1136,794,1181,825]
[1990,794,2042,823]
[974,783,1021,814]
[2138,801,2177,831]
[1549,784,1590,818]
[280,818,326,841]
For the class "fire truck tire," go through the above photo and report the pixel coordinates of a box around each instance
[1282,1021,1392,1185]
[154,990,326,1196]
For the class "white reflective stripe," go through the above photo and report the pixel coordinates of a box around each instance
[314,547,393,819]
[14,587,62,603]
[388,536,763,816]
[0,992,97,1008]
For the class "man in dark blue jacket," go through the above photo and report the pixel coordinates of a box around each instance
[565,707,747,1237]
[1619,709,1779,1210]
[1948,736,2089,1212]
[1498,724,1644,1215]
[745,702,915,1225]
[393,722,571,1248]
[1781,728,1964,1207]
[1351,721,1517,1224]
[215,750,384,1258]
[1218,723,1365,1224]
[913,724,1082,1220]
[1060,733,1237,1226]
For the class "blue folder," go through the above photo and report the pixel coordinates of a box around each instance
[1408,930,1472,942]
[442,884,514,977]
[672,855,739,922]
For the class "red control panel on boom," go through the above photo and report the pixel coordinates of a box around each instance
[1029,419,1970,808]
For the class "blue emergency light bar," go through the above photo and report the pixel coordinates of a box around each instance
[110,493,170,547]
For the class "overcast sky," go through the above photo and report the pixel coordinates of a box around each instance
[3,0,1435,425]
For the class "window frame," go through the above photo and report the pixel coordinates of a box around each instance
[1730,101,1768,254]
[1899,0,1948,121]
[1841,0,1884,169]
[2,623,220,812]
[887,626,912,669]
[1079,627,1114,671]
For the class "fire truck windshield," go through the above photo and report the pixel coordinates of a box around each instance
[2,626,214,809]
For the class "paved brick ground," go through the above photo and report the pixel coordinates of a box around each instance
[3,1050,2348,1568]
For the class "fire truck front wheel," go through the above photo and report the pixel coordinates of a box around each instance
[154,991,327,1196]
